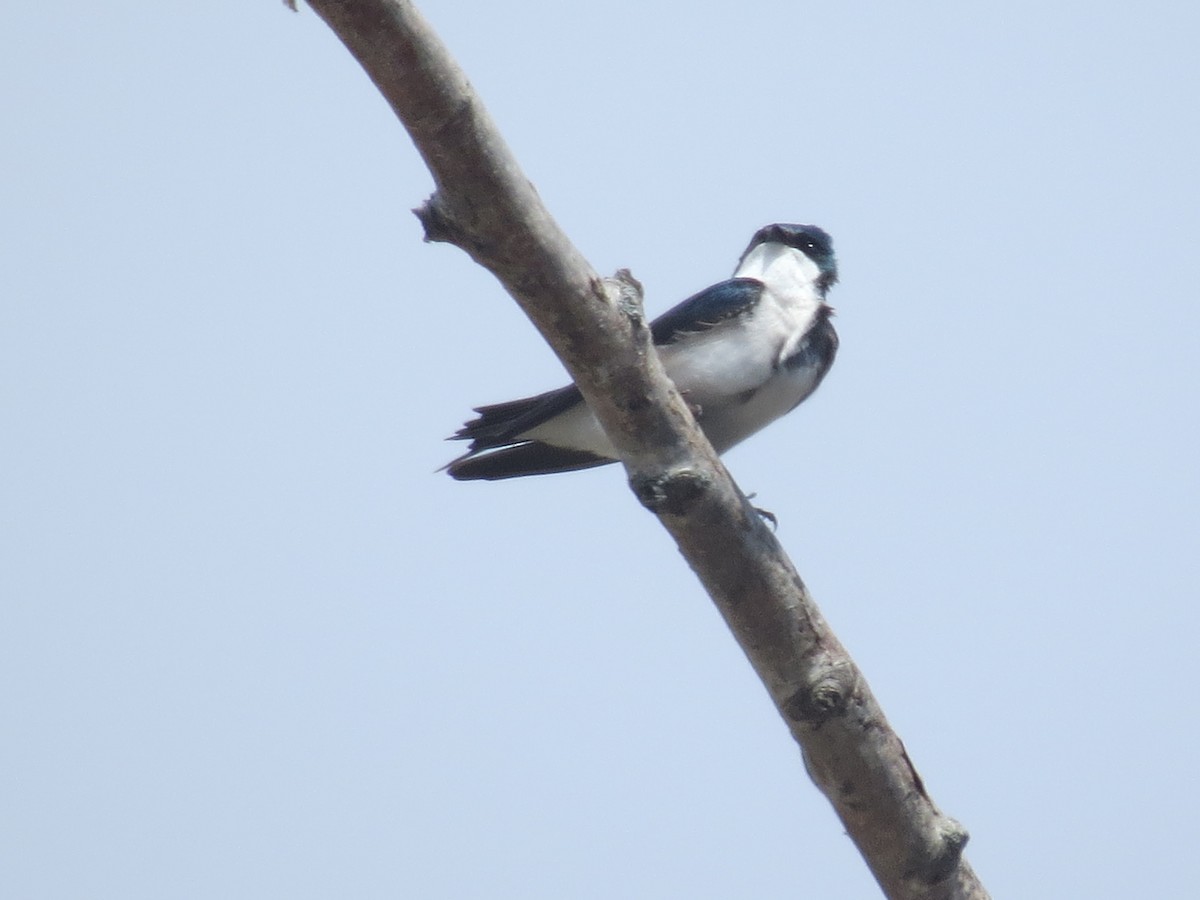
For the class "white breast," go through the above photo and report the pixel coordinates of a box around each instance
[664,243,824,403]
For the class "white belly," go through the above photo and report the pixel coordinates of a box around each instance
[520,400,618,458]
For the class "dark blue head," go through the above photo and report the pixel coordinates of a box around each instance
[740,224,838,291]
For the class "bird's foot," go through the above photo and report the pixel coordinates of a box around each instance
[746,493,778,531]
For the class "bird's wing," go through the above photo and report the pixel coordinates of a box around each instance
[450,384,583,452]
[444,384,615,480]
[649,278,764,346]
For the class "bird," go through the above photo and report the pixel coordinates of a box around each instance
[444,223,839,481]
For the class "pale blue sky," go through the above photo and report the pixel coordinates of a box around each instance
[3,2,1198,898]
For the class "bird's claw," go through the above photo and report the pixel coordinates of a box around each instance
[746,493,778,530]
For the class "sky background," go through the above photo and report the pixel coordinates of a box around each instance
[3,2,1198,898]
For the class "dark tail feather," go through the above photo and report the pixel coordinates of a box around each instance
[445,442,614,481]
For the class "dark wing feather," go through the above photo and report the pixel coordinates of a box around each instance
[450,384,583,452]
[650,278,764,346]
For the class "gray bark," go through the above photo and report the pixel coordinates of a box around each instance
[299,2,990,896]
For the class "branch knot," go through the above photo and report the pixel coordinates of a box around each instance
[630,468,710,517]
[610,268,646,332]
[906,818,971,885]
[782,660,856,725]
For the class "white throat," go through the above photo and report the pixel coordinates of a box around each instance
[734,242,822,297]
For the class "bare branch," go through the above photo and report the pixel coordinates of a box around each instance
[301,1,989,896]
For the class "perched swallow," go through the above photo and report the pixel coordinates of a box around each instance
[445,223,839,481]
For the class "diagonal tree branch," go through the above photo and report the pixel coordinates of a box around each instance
[299,2,989,897]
